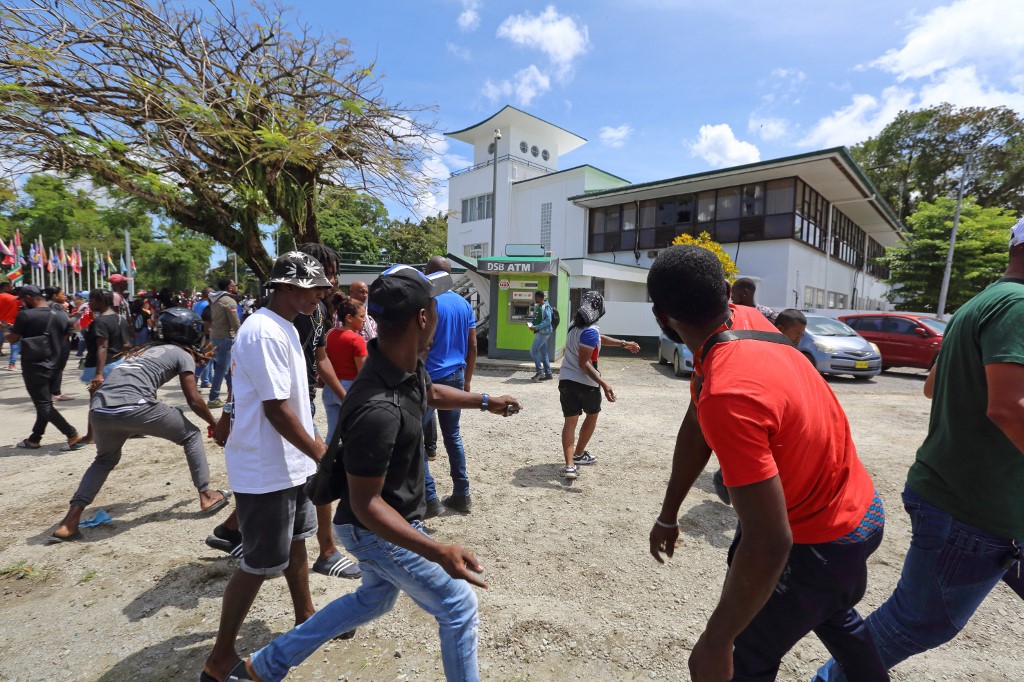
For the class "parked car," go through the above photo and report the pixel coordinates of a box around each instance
[657,333,694,377]
[798,315,882,380]
[839,313,945,370]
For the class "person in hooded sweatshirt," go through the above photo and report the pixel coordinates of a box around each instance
[207,277,241,408]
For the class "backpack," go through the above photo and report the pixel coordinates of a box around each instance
[550,305,560,330]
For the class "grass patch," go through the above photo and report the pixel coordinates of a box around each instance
[78,569,97,584]
[0,561,51,582]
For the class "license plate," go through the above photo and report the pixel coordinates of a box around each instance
[855,360,869,369]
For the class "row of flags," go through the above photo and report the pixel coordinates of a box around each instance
[1,230,136,284]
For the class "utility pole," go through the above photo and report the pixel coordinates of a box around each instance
[490,128,501,257]
[935,157,970,319]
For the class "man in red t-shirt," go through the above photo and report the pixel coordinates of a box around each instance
[0,281,20,361]
[646,245,885,682]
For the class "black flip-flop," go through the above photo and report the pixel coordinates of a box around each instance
[16,440,41,450]
[201,489,232,515]
[198,660,253,682]
[60,441,89,452]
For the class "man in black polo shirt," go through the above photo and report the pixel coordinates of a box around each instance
[240,265,522,682]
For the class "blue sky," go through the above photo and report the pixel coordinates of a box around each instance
[201,0,1023,264]
[301,0,1023,218]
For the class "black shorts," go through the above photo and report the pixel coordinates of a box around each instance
[235,481,318,575]
[559,379,602,417]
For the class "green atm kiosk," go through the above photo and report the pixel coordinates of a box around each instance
[477,255,570,361]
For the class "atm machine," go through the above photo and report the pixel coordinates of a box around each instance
[506,281,540,325]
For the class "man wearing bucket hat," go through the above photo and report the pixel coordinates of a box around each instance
[816,218,1024,681]
[202,251,335,682]
[226,264,522,682]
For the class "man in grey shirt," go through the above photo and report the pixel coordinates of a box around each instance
[51,307,231,541]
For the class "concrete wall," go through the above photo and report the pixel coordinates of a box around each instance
[599,301,661,337]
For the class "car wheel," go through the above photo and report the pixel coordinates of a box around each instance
[673,350,687,377]
[658,345,668,365]
[881,366,891,372]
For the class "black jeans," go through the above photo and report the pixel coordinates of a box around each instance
[728,523,887,681]
[23,366,78,443]
[49,339,71,396]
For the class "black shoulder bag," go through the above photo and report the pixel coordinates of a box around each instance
[19,308,57,363]
[695,330,795,397]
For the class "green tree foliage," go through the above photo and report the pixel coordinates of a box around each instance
[377,213,450,265]
[315,190,387,262]
[0,0,437,280]
[0,178,17,241]
[134,225,214,294]
[852,104,1024,221]
[883,197,1015,312]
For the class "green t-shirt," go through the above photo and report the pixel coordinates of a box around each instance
[908,278,1024,539]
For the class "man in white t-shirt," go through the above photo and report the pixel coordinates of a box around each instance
[202,252,333,682]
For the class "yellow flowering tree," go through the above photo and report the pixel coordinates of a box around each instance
[670,231,739,281]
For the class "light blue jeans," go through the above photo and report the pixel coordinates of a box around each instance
[7,341,19,368]
[814,485,1018,681]
[208,337,233,401]
[529,331,553,374]
[250,521,480,682]
[321,380,354,444]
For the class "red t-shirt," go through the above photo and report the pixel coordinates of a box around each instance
[0,292,19,326]
[695,305,874,544]
[326,328,368,381]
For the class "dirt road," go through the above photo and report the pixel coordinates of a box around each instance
[0,359,1020,681]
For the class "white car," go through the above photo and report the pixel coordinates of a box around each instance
[657,333,694,377]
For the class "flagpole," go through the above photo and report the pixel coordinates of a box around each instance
[124,228,134,297]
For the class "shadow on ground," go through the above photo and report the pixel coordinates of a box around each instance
[511,463,584,492]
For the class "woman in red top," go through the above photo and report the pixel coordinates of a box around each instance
[322,294,368,442]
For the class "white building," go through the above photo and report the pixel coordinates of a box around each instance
[446,106,903,339]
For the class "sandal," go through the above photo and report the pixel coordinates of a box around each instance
[201,489,232,514]
[16,439,41,450]
[60,440,89,452]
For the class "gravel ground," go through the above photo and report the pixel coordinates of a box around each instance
[0,359,1021,681]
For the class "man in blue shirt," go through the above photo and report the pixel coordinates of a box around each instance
[422,256,477,515]
[529,290,554,381]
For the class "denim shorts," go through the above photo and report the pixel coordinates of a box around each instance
[235,481,317,575]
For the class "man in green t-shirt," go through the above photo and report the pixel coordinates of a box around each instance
[817,219,1024,681]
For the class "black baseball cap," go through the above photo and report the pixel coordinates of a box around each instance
[16,284,43,299]
[368,264,453,323]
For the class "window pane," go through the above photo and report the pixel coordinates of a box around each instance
[592,208,606,234]
[717,187,740,220]
[766,179,795,214]
[741,184,764,217]
[605,205,621,233]
[656,197,678,226]
[697,191,716,222]
[638,228,655,249]
[715,219,739,243]
[675,194,695,223]
[622,204,636,231]
[655,226,675,248]
[764,213,794,239]
[639,200,657,229]
[590,233,605,252]
[739,217,763,242]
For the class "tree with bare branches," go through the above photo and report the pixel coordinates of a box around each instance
[0,0,436,278]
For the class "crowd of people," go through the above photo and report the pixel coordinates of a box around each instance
[2,221,1023,681]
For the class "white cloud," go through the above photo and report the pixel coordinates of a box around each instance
[917,65,1024,111]
[800,87,915,148]
[748,116,790,142]
[446,41,471,60]
[771,67,806,83]
[872,0,1024,81]
[457,1,481,32]
[497,5,589,80]
[689,124,760,168]
[599,124,632,148]
[481,65,551,107]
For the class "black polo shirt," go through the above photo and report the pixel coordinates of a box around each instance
[332,339,431,528]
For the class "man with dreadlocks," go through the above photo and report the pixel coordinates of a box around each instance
[51,307,231,541]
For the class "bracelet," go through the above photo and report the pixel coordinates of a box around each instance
[480,393,489,411]
[654,516,679,529]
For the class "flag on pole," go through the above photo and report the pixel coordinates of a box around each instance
[130,256,136,277]
[106,250,115,272]
[99,249,107,278]
[74,247,82,274]
[7,230,24,284]
[0,240,12,266]
[47,247,54,273]
[119,254,127,275]
[14,230,24,266]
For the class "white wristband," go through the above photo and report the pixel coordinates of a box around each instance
[654,517,679,529]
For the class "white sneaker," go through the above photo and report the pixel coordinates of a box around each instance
[563,465,579,480]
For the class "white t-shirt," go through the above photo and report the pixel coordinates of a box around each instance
[225,307,317,494]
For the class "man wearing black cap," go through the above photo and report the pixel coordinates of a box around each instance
[5,284,85,449]
[202,252,334,682]
[233,264,522,682]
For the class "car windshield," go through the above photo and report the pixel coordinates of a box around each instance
[806,317,858,337]
[918,317,947,335]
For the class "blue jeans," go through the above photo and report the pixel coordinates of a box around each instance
[197,356,213,385]
[250,522,479,682]
[322,380,354,444]
[529,332,552,374]
[8,341,19,368]
[424,368,469,501]
[208,337,233,401]
[815,485,1018,681]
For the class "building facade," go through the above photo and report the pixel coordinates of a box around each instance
[446,106,903,339]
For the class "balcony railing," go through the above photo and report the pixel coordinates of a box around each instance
[449,154,556,178]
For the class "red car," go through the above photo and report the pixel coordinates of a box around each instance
[839,313,946,370]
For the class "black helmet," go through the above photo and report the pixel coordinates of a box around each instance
[159,307,204,347]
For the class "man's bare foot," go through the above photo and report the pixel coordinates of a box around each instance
[200,489,232,513]
[53,505,84,540]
